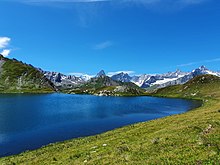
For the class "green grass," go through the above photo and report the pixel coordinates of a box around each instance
[0,56,55,93]
[151,74,220,100]
[0,75,220,164]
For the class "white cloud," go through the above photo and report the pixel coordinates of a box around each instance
[0,37,12,57]
[93,41,113,50]
[107,70,135,76]
[16,0,209,27]
[20,0,109,4]
[68,72,84,76]
[121,0,207,5]
[68,70,135,77]
[0,37,11,49]
[179,0,207,5]
[17,0,208,7]
[0,49,11,57]
[68,72,93,76]
[118,0,208,11]
[18,0,207,4]
[177,58,220,67]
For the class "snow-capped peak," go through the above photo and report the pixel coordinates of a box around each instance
[198,65,208,71]
[40,66,220,90]
[192,66,217,76]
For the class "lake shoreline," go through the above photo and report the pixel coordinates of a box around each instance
[0,94,201,158]
[1,94,217,164]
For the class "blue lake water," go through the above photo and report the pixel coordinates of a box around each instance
[0,93,201,157]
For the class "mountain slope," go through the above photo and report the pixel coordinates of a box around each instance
[95,70,106,78]
[153,66,220,89]
[129,70,188,88]
[111,72,132,82]
[152,74,220,99]
[114,66,220,90]
[0,55,55,93]
[1,75,219,164]
[42,71,85,89]
[67,75,144,96]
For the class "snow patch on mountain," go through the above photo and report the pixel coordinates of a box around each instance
[131,74,151,87]
[152,75,185,85]
[125,66,219,89]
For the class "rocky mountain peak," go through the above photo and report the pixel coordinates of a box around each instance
[119,72,128,76]
[111,72,132,82]
[199,65,208,71]
[193,66,210,75]
[96,70,106,78]
[175,69,181,74]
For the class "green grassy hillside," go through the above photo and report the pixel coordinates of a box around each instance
[0,55,55,93]
[152,74,220,100]
[0,75,220,164]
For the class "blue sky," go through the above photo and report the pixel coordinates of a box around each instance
[0,0,220,76]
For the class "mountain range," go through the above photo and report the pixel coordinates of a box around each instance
[43,65,220,90]
[66,70,144,96]
[1,53,219,94]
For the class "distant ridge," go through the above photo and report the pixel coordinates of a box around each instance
[43,66,220,90]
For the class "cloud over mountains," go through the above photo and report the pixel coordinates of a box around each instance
[0,37,11,57]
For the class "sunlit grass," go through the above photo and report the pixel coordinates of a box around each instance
[0,75,220,164]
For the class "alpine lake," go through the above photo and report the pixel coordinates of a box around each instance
[0,93,201,157]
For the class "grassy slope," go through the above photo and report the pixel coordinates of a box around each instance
[1,75,220,164]
[0,56,55,93]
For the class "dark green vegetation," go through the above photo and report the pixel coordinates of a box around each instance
[1,74,219,164]
[65,76,145,96]
[0,55,55,93]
